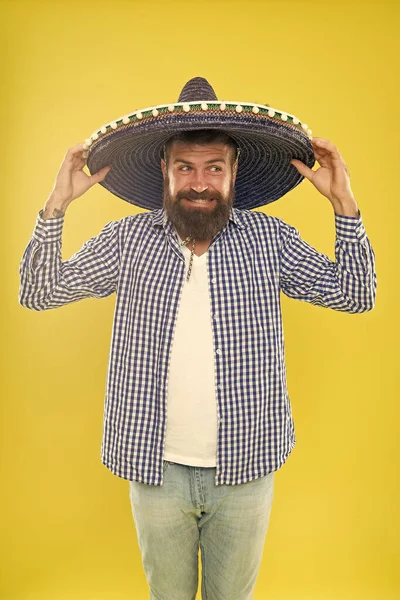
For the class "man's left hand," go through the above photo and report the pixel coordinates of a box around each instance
[290,137,359,217]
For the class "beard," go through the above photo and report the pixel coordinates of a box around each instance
[162,175,235,241]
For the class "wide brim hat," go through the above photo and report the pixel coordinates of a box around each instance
[85,77,315,211]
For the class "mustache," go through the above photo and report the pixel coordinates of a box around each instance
[175,189,224,202]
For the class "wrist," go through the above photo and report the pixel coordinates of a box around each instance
[42,193,70,220]
[331,196,359,217]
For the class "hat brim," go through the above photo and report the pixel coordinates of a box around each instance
[86,104,315,211]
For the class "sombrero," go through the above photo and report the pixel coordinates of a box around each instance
[85,76,315,211]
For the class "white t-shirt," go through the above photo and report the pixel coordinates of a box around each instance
[163,235,218,467]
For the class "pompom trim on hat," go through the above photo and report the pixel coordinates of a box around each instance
[83,101,312,149]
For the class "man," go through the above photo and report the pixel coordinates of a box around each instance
[19,77,377,600]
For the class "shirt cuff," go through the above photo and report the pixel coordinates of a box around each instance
[32,209,65,243]
[335,209,367,244]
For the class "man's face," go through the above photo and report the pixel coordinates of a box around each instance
[161,141,238,241]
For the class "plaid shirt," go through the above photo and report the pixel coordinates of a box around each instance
[19,206,376,486]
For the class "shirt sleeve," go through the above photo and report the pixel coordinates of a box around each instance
[278,210,377,313]
[19,209,122,311]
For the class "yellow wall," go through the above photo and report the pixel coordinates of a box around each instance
[2,1,398,599]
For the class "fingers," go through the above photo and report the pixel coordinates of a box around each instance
[311,137,343,161]
[65,142,88,162]
[63,143,111,185]
[97,165,112,181]
[290,159,314,181]
[59,143,89,176]
[89,165,112,186]
[308,137,351,179]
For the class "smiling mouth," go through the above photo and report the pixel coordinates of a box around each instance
[183,198,215,204]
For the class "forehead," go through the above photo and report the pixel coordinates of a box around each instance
[168,141,233,161]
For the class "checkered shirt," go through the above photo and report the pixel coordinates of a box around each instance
[19,206,377,486]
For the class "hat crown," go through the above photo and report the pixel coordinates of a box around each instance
[177,77,218,102]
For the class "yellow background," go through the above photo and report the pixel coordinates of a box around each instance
[1,0,399,599]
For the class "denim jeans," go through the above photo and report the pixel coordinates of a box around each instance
[128,460,275,600]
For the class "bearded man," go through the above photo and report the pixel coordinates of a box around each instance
[19,77,377,600]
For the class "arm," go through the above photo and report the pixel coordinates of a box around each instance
[19,209,122,311]
[18,142,117,311]
[284,137,377,312]
[279,210,377,313]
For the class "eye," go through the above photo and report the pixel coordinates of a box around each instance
[179,165,191,171]
[210,166,222,172]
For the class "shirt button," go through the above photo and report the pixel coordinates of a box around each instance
[217,384,222,390]
[216,349,221,355]
[211,278,216,284]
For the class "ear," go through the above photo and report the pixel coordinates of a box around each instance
[232,161,238,184]
[161,158,167,179]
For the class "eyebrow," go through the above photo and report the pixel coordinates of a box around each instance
[173,158,227,165]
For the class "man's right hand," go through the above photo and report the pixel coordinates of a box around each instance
[42,143,111,219]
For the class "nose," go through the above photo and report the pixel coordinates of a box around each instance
[190,170,208,193]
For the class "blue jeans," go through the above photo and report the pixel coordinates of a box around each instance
[128,460,275,600]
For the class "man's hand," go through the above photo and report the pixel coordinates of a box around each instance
[50,143,111,206]
[290,137,359,217]
[42,143,112,219]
